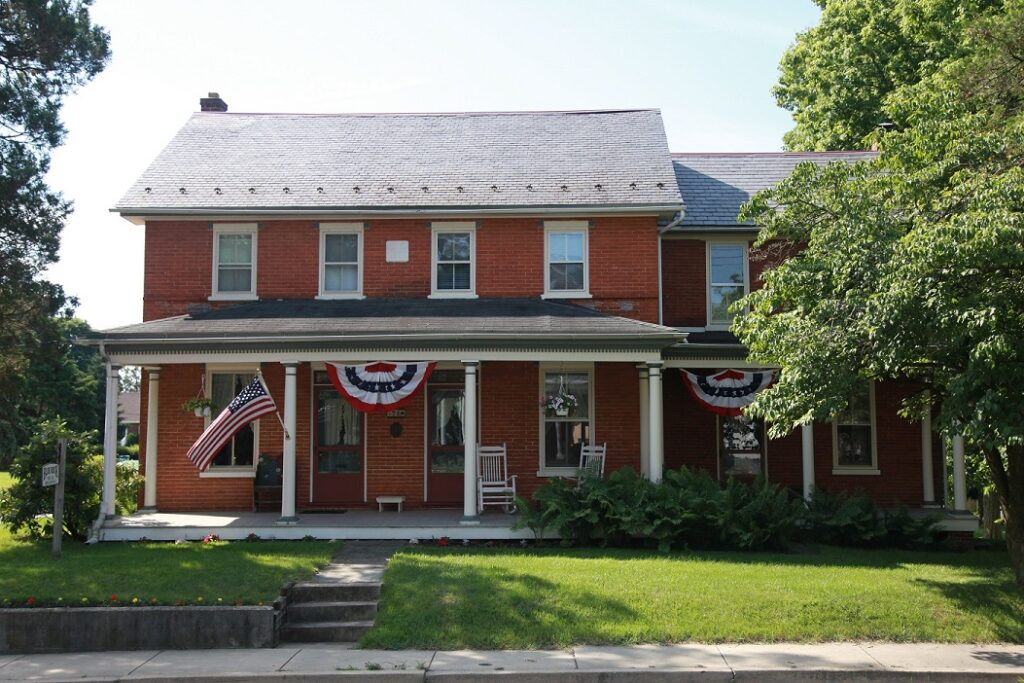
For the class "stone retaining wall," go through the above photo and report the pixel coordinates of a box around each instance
[0,606,277,653]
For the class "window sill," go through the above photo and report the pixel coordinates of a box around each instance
[428,292,479,299]
[199,469,257,479]
[536,468,579,478]
[208,294,258,302]
[541,291,592,300]
[831,468,880,476]
[315,293,365,300]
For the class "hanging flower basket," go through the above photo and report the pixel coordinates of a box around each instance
[541,392,579,417]
[182,397,216,418]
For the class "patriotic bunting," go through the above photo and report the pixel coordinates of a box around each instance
[326,361,436,413]
[187,375,278,471]
[681,368,774,416]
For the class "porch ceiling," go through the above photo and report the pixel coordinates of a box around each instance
[81,297,684,364]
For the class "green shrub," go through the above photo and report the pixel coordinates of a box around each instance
[800,489,939,548]
[719,476,803,551]
[117,443,139,458]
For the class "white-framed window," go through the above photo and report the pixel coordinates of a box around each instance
[211,224,258,300]
[543,221,590,298]
[201,366,261,478]
[318,223,364,298]
[430,222,477,298]
[832,383,879,474]
[707,241,749,328]
[538,364,594,475]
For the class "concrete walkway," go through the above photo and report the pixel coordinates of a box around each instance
[312,540,405,584]
[0,643,1022,681]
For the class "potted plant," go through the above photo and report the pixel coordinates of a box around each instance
[182,397,216,418]
[541,392,579,417]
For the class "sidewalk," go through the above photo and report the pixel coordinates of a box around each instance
[1,643,1022,682]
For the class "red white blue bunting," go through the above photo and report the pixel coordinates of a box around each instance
[325,361,436,413]
[681,369,775,416]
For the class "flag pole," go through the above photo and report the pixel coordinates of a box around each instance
[257,370,290,440]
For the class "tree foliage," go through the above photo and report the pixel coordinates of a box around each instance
[0,1,110,465]
[739,0,1024,583]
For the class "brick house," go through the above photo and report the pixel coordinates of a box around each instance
[85,94,975,540]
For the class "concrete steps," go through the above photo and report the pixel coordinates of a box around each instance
[281,582,382,643]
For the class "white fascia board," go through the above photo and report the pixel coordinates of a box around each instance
[103,348,667,365]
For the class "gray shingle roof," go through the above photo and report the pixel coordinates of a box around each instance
[115,110,682,215]
[671,151,877,230]
[93,298,682,345]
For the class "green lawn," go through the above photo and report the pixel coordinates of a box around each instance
[364,545,1024,649]
[0,537,339,606]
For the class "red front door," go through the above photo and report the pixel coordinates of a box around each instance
[313,382,364,505]
[426,385,465,506]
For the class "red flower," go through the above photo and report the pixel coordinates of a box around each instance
[110,595,118,603]
[26,597,35,607]
[437,536,449,547]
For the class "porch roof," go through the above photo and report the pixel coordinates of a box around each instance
[83,298,684,359]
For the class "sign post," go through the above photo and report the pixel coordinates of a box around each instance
[45,440,67,559]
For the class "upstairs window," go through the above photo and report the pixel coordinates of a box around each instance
[708,242,748,327]
[431,222,476,297]
[833,383,878,473]
[319,223,363,298]
[212,224,257,299]
[544,221,589,297]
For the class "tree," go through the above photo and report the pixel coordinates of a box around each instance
[774,0,1000,151]
[0,1,110,463]
[738,0,1024,583]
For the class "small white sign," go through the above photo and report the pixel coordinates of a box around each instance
[385,240,409,263]
[42,463,59,487]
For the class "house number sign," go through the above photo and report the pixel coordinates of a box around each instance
[41,463,59,487]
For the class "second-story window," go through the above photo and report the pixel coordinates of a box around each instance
[544,221,590,298]
[212,224,257,300]
[319,223,363,298]
[431,222,476,298]
[707,242,748,327]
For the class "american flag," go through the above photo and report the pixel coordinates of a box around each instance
[187,375,278,471]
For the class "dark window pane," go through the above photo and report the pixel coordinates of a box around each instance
[218,267,251,292]
[544,421,589,468]
[564,263,584,290]
[721,416,763,477]
[837,425,873,466]
[452,263,471,290]
[431,452,464,473]
[318,451,361,474]
[438,233,470,261]
[549,263,567,290]
[325,233,358,262]
[710,245,744,284]
[431,390,464,446]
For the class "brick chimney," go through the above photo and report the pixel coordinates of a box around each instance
[199,92,228,112]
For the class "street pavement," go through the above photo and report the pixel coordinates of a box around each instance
[0,642,1022,681]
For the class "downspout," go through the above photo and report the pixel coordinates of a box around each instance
[86,342,108,544]
[657,211,686,327]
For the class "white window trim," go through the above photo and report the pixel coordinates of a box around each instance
[210,223,258,301]
[706,240,750,330]
[317,223,365,300]
[542,221,591,299]
[832,382,880,475]
[200,364,261,478]
[429,222,478,299]
[537,362,596,477]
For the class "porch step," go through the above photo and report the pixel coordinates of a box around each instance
[287,600,378,622]
[279,620,375,643]
[288,581,381,603]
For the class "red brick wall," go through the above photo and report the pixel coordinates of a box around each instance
[143,217,660,323]
[661,239,706,328]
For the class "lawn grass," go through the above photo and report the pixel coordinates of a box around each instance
[363,545,1024,649]
[0,536,339,606]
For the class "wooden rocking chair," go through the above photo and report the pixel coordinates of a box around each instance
[477,443,518,513]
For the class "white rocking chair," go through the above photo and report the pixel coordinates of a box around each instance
[477,443,518,513]
[578,442,607,482]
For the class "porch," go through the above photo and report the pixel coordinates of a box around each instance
[100,509,533,542]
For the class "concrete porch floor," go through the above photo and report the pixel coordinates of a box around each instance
[100,509,535,542]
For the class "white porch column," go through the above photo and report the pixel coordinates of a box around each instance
[647,361,664,483]
[921,395,936,506]
[461,361,480,523]
[952,434,968,512]
[801,423,815,500]
[279,362,299,523]
[102,362,121,517]
[142,367,160,509]
[638,364,650,478]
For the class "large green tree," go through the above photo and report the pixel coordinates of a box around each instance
[0,0,110,464]
[775,0,1001,150]
[739,0,1024,583]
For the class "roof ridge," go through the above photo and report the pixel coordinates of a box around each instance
[196,108,661,118]
[670,150,875,157]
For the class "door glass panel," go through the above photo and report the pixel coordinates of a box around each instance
[431,389,464,446]
[318,451,361,474]
[317,389,360,447]
[721,415,763,478]
[431,452,464,473]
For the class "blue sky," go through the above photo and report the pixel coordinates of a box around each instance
[45,0,821,329]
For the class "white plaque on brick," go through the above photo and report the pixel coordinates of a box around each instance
[385,240,409,262]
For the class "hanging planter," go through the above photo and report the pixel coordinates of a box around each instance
[541,392,579,417]
[182,397,216,418]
